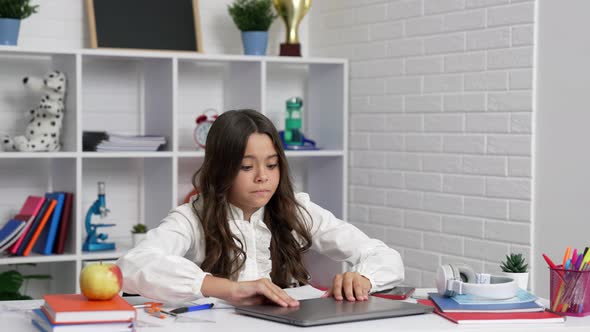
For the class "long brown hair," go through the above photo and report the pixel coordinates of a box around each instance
[192,109,312,287]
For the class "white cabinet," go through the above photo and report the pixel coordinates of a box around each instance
[0,46,347,297]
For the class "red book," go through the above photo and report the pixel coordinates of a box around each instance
[42,294,135,324]
[419,299,565,325]
[54,192,73,254]
[7,196,45,254]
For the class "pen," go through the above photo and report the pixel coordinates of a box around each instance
[170,303,214,314]
[542,253,557,269]
[562,247,571,267]
[571,249,578,267]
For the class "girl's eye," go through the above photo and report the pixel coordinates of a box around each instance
[240,165,253,171]
[267,164,278,169]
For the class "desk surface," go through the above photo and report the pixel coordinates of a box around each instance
[3,297,590,331]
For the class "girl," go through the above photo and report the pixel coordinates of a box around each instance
[117,110,404,307]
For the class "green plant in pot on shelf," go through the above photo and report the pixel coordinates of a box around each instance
[228,0,277,55]
[0,0,39,45]
[131,223,148,247]
[0,264,51,301]
[500,253,529,290]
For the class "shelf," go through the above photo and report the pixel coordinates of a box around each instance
[81,152,174,158]
[0,46,346,65]
[176,150,344,158]
[0,253,77,265]
[0,46,347,298]
[0,152,78,158]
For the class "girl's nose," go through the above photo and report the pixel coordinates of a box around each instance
[256,171,268,183]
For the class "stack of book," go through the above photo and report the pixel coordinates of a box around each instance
[31,294,135,332]
[83,131,166,152]
[0,193,73,256]
[425,290,566,324]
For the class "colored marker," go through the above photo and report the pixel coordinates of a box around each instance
[170,303,214,314]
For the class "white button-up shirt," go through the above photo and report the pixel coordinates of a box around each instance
[117,193,404,303]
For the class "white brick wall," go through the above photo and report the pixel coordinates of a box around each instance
[311,0,534,287]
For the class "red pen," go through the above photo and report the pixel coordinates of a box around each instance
[542,253,557,269]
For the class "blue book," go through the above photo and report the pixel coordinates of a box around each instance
[428,293,544,313]
[34,192,65,255]
[0,219,26,249]
[31,309,133,332]
[452,288,537,305]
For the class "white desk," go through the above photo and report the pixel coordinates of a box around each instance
[4,298,590,331]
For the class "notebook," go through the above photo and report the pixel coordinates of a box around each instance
[428,293,544,313]
[42,294,135,324]
[31,308,133,332]
[235,296,433,327]
[54,192,73,254]
[419,299,565,325]
[34,192,66,255]
[6,196,45,253]
[0,219,26,249]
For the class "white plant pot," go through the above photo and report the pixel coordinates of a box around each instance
[132,233,147,247]
[502,272,529,290]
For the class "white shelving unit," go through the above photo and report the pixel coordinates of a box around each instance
[0,46,348,296]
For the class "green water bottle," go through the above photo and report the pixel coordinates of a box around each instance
[284,97,303,145]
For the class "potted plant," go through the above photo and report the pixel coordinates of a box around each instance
[131,223,148,247]
[500,253,529,290]
[0,265,51,300]
[228,0,277,55]
[0,0,39,45]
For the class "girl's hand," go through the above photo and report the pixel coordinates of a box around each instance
[228,278,300,307]
[323,272,372,301]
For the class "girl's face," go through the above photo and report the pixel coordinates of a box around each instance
[228,133,280,220]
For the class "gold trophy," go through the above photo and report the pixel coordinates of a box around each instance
[273,0,311,56]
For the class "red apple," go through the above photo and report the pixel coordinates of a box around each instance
[80,262,122,300]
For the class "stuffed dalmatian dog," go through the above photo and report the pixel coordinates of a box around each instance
[3,70,66,152]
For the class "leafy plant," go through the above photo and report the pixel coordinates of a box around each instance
[228,0,277,31]
[0,0,39,19]
[0,265,52,301]
[500,253,528,273]
[131,223,147,234]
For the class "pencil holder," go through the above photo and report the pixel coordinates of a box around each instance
[549,266,590,316]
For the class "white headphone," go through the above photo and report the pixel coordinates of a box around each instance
[435,264,518,300]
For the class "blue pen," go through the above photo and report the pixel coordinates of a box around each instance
[170,303,214,314]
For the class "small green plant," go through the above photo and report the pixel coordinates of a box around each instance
[228,0,277,31]
[0,0,39,19]
[131,223,147,234]
[500,253,528,273]
[0,264,51,301]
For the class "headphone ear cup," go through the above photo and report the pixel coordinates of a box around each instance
[455,264,476,283]
[436,264,457,297]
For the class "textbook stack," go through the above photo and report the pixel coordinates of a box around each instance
[426,290,566,324]
[31,294,135,332]
[0,193,73,256]
[83,131,166,152]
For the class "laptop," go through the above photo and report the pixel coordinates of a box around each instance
[234,296,434,327]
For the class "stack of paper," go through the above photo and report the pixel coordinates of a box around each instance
[427,291,565,324]
[96,133,166,152]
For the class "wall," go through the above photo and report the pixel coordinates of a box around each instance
[533,0,590,298]
[310,0,535,288]
[15,0,307,55]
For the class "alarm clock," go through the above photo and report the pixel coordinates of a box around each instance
[194,109,218,149]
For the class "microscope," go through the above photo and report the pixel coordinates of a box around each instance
[82,181,116,251]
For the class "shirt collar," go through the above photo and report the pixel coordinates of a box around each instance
[228,202,265,222]
[190,194,265,223]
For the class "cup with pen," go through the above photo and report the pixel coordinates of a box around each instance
[545,249,590,316]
